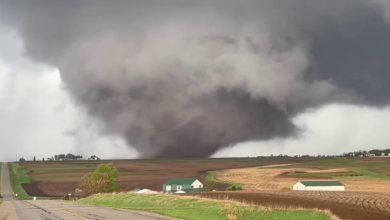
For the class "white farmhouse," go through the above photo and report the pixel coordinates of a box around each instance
[293,180,345,191]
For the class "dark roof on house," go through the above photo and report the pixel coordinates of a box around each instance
[299,180,344,187]
[164,178,198,185]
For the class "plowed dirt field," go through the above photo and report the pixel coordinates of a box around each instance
[189,191,390,220]
[20,158,304,197]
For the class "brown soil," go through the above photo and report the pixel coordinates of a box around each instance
[18,157,390,220]
[22,182,50,197]
[277,172,332,179]
[20,158,289,197]
[369,169,390,174]
[188,191,390,220]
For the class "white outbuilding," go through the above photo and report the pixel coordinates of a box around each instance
[293,180,345,191]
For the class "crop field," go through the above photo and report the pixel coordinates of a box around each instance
[191,191,390,220]
[206,157,390,220]
[80,193,337,220]
[10,157,390,219]
[17,157,309,197]
[215,157,390,192]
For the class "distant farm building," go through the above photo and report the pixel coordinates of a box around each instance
[163,178,203,193]
[293,180,345,191]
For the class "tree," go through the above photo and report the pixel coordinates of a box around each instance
[19,157,25,162]
[80,163,119,196]
[33,156,36,161]
[93,163,119,192]
[204,180,217,191]
[80,172,109,196]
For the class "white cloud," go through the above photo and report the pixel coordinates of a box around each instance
[212,104,390,157]
[0,27,137,161]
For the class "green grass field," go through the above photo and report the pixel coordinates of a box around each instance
[9,163,31,200]
[79,193,334,220]
[206,171,243,190]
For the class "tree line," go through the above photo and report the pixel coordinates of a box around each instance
[342,149,390,157]
[18,154,100,162]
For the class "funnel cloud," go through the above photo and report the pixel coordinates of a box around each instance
[1,0,390,158]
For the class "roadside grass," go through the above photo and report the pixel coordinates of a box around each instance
[79,193,336,220]
[206,171,243,190]
[9,163,31,200]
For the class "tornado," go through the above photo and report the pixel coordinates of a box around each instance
[1,0,390,158]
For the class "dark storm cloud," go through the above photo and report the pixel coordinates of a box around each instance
[0,0,389,158]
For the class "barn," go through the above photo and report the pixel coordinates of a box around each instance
[163,178,203,193]
[293,180,345,191]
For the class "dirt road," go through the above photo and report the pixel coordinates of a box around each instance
[0,162,177,220]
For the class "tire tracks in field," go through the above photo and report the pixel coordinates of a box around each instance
[196,192,390,220]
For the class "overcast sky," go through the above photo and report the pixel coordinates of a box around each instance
[0,25,137,161]
[1,25,389,161]
[1,1,390,161]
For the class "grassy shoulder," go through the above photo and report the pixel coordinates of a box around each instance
[206,171,243,190]
[9,163,31,200]
[79,193,336,220]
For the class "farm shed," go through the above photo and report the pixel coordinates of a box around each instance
[163,178,203,193]
[293,180,345,191]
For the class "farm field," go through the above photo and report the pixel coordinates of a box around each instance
[17,157,313,197]
[192,191,390,220]
[215,157,390,192]
[205,157,390,220]
[80,193,336,220]
[9,157,390,220]
[13,157,390,197]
